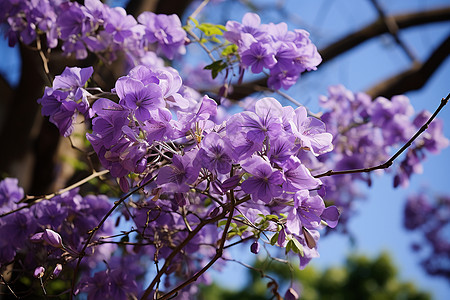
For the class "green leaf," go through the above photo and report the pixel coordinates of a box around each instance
[210,36,221,44]
[216,24,226,31]
[291,237,304,257]
[204,60,227,79]
[188,17,199,27]
[218,220,228,227]
[197,23,224,36]
[270,232,279,246]
[285,239,294,254]
[266,214,279,221]
[222,44,238,56]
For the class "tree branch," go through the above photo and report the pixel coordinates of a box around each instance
[366,34,450,98]
[226,6,450,100]
[313,93,449,178]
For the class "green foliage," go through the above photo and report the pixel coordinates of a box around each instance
[204,60,227,79]
[199,252,432,300]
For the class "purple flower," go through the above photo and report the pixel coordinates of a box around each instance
[138,12,186,59]
[267,136,295,165]
[115,78,164,121]
[42,229,63,248]
[241,42,276,73]
[289,106,333,155]
[197,132,233,174]
[156,152,200,193]
[88,98,129,150]
[286,190,325,235]
[0,177,24,207]
[224,13,265,44]
[281,157,321,192]
[241,156,284,202]
[321,206,340,228]
[34,266,45,278]
[104,7,138,43]
[53,66,93,92]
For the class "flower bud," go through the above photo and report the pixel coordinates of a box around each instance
[34,266,45,278]
[52,264,63,278]
[30,232,44,243]
[250,241,260,254]
[284,287,299,300]
[43,229,63,248]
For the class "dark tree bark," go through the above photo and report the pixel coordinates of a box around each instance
[226,7,450,100]
[366,35,450,98]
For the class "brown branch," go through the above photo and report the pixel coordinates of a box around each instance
[70,174,156,299]
[140,209,229,299]
[366,34,450,98]
[227,6,450,100]
[0,170,109,218]
[369,0,418,62]
[126,0,193,17]
[313,93,449,178]
[156,190,236,300]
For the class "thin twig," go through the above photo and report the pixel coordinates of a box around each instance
[157,190,237,300]
[313,93,450,178]
[1,274,19,299]
[70,175,157,299]
[189,0,210,21]
[369,0,418,63]
[1,170,109,218]
[36,35,53,85]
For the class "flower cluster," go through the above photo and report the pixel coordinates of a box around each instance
[403,193,450,280]
[224,13,321,90]
[1,0,186,63]
[0,178,115,286]
[38,66,93,136]
[84,62,339,277]
[312,85,449,230]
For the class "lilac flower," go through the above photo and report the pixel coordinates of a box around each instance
[404,194,433,230]
[34,266,45,278]
[88,98,129,148]
[224,13,265,44]
[241,156,284,202]
[53,66,93,92]
[321,206,340,228]
[414,110,449,154]
[42,229,63,248]
[104,7,138,43]
[156,152,200,193]
[267,68,299,90]
[50,100,78,137]
[0,177,24,207]
[115,78,164,121]
[36,202,67,229]
[281,157,321,192]
[138,12,186,59]
[142,108,174,142]
[286,190,324,235]
[289,106,333,155]
[57,2,91,40]
[197,132,233,174]
[238,97,284,143]
[241,42,276,73]
[267,136,295,165]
